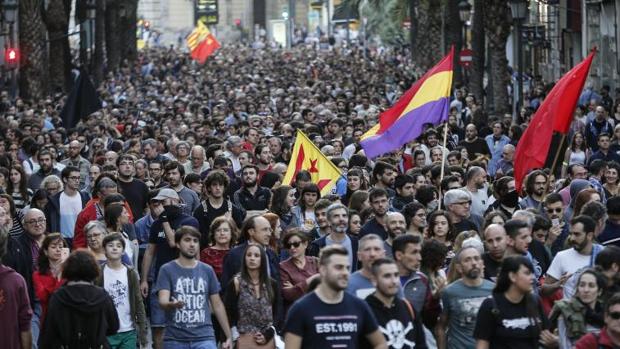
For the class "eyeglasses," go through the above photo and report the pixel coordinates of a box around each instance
[609,312,620,320]
[78,139,86,143]
[286,241,303,249]
[67,176,80,181]
[546,207,562,214]
[26,218,46,225]
[149,168,162,172]
[453,201,471,206]
[119,161,134,166]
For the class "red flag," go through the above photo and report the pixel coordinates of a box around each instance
[514,51,595,193]
[191,33,220,64]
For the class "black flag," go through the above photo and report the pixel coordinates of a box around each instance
[60,70,102,129]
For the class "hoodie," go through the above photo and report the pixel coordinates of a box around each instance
[0,265,32,349]
[40,283,119,349]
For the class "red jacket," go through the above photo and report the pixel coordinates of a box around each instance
[575,328,619,349]
[33,270,64,325]
[73,198,134,248]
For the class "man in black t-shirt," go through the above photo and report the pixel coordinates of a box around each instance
[366,258,427,349]
[117,154,149,219]
[284,245,387,349]
[482,224,508,281]
[458,124,491,163]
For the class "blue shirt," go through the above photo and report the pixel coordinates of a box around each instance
[154,261,220,342]
[485,134,511,177]
[135,214,155,249]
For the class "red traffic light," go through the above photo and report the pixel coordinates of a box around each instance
[5,48,18,66]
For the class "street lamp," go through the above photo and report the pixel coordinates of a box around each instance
[509,0,528,123]
[2,0,17,24]
[458,0,471,23]
[85,0,95,70]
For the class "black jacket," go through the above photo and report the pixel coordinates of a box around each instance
[308,234,359,271]
[44,190,91,235]
[40,283,119,349]
[5,234,36,307]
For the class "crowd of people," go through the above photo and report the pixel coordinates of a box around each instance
[2,42,620,349]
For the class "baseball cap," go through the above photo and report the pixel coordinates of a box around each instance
[153,188,180,201]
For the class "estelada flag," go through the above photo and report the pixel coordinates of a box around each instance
[514,50,595,193]
[283,130,343,196]
[360,47,454,159]
[186,21,220,64]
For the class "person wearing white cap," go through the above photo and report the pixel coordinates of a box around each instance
[140,187,200,349]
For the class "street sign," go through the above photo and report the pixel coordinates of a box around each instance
[459,48,473,67]
[196,0,218,25]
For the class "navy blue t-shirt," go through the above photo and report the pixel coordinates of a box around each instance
[149,215,200,275]
[284,291,379,348]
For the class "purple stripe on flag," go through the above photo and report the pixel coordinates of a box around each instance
[360,97,450,159]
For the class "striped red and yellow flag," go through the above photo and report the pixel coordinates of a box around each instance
[186,21,220,64]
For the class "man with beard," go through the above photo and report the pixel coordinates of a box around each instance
[28,150,61,191]
[458,124,490,163]
[391,175,416,211]
[233,165,271,216]
[284,245,387,349]
[372,162,397,198]
[254,144,273,179]
[462,166,489,217]
[61,140,91,189]
[518,170,547,213]
[384,212,406,257]
[155,226,232,349]
[164,161,200,216]
[148,160,167,188]
[542,215,603,297]
[346,234,385,299]
[482,224,508,281]
[359,188,390,240]
[436,247,494,349]
[366,258,427,349]
[117,154,149,219]
[543,193,570,255]
[309,203,359,271]
[485,121,511,177]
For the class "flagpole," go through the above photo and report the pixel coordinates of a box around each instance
[544,133,567,196]
[439,122,449,210]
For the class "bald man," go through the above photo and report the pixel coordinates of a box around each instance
[495,144,515,178]
[385,212,407,257]
[482,224,507,281]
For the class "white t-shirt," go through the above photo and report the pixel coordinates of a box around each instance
[546,248,592,280]
[59,192,83,238]
[103,265,134,332]
[464,186,489,218]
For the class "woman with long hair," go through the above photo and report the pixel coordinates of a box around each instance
[549,269,605,349]
[561,132,590,178]
[347,210,362,236]
[103,201,138,267]
[348,190,370,214]
[291,183,321,233]
[420,239,448,316]
[427,210,456,250]
[279,230,319,313]
[573,188,602,218]
[402,202,427,238]
[200,216,238,280]
[269,185,300,232]
[33,233,68,325]
[0,193,25,238]
[224,244,282,348]
[474,256,553,349]
[7,164,33,210]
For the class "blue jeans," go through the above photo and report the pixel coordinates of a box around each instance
[163,339,217,349]
[31,301,41,349]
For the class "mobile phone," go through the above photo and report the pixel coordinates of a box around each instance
[552,218,560,227]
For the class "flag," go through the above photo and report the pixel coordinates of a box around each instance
[360,47,454,159]
[186,21,220,64]
[60,70,102,129]
[514,50,596,193]
[283,130,343,196]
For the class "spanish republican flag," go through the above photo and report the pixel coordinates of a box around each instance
[360,47,454,159]
[283,130,343,196]
[186,21,220,64]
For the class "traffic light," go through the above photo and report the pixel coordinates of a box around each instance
[5,48,18,69]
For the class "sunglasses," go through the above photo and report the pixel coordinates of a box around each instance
[286,241,303,249]
[609,312,620,320]
[546,208,562,214]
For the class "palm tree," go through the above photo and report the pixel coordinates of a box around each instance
[483,0,511,114]
[19,0,49,100]
[45,0,72,93]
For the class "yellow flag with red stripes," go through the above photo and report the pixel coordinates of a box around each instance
[186,21,220,64]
